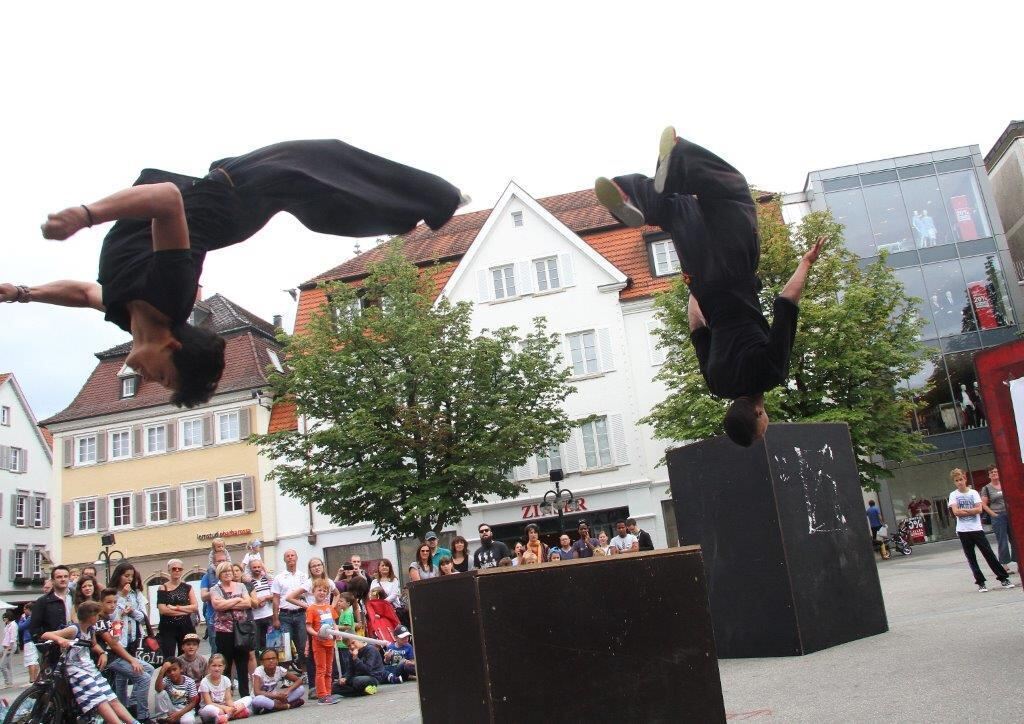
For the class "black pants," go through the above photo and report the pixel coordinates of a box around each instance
[157,620,194,660]
[255,617,272,654]
[958,531,1008,585]
[613,137,758,288]
[332,675,378,697]
[215,631,251,697]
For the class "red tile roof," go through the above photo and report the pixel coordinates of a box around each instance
[302,189,617,287]
[0,373,9,387]
[39,427,54,450]
[268,401,297,434]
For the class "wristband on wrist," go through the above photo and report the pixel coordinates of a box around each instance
[81,205,95,227]
[14,285,31,303]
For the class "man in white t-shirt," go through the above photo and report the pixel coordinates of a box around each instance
[948,468,1015,593]
[272,550,310,677]
[610,520,640,553]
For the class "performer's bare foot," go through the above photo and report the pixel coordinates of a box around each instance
[654,125,678,194]
[594,177,644,228]
[41,206,90,240]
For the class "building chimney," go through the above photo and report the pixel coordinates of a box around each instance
[273,314,283,330]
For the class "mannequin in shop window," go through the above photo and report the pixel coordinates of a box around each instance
[959,384,977,428]
[920,210,938,246]
[912,211,926,248]
[972,382,986,426]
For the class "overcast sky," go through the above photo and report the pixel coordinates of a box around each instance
[2,1,1020,420]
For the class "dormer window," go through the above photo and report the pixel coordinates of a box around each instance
[118,364,139,398]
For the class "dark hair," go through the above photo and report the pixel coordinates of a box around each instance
[868,500,876,506]
[167,657,183,670]
[81,566,97,577]
[988,464,998,472]
[524,523,539,535]
[170,323,226,408]
[616,519,627,527]
[374,559,395,582]
[74,575,102,607]
[100,587,119,600]
[110,562,142,592]
[451,536,469,555]
[2,611,14,623]
[339,592,356,606]
[260,648,279,660]
[477,523,491,533]
[51,565,70,580]
[724,398,760,447]
[346,574,369,600]
[76,600,103,621]
[627,518,637,526]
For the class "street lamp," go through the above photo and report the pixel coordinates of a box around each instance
[543,469,574,535]
[95,533,125,586]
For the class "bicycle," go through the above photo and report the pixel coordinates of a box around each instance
[3,640,96,724]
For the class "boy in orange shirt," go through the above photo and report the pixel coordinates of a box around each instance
[304,579,340,705]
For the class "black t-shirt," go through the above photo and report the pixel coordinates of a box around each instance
[96,169,243,333]
[473,541,511,569]
[690,294,799,399]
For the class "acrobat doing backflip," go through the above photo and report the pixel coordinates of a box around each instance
[595,128,824,447]
[1,140,468,407]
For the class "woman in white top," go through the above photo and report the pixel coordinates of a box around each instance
[596,530,616,557]
[408,544,437,581]
[369,560,402,606]
[0,610,17,687]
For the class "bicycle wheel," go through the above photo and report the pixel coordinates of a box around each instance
[3,684,54,724]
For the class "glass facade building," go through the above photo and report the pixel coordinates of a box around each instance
[782,145,1024,542]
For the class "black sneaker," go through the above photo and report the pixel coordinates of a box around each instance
[653,125,677,194]
[978,584,989,592]
[1000,579,1016,589]
[594,177,644,228]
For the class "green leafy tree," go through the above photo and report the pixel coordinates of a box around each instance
[642,203,931,490]
[252,240,576,540]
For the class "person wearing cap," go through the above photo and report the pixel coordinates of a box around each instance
[178,632,209,683]
[570,521,600,559]
[424,531,452,567]
[383,626,416,683]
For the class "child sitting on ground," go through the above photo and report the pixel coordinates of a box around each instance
[41,601,140,724]
[251,648,305,713]
[199,654,252,722]
[332,638,384,697]
[383,626,416,683]
[153,657,200,724]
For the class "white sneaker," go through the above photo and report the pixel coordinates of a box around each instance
[594,177,644,228]
[978,585,989,592]
[1000,579,1015,589]
[653,125,678,194]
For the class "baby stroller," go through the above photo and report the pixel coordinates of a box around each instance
[365,598,400,645]
[876,519,913,559]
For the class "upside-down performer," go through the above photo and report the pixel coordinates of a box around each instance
[595,128,823,446]
[1,140,467,406]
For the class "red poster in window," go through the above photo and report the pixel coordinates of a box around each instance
[951,195,977,241]
[968,281,998,329]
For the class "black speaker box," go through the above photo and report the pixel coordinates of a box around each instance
[667,422,888,657]
[408,547,725,723]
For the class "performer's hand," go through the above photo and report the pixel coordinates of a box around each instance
[0,283,18,302]
[802,236,826,266]
[41,206,89,241]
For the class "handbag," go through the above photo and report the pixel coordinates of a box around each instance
[136,613,164,667]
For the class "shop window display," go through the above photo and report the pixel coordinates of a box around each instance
[862,182,915,253]
[824,187,875,257]
[937,169,991,243]
[905,353,960,436]
[894,266,938,340]
[888,456,968,543]
[943,351,986,429]
[920,260,976,338]
[899,175,954,248]
[958,254,1014,331]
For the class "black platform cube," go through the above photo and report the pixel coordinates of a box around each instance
[408,547,725,724]
[667,422,887,658]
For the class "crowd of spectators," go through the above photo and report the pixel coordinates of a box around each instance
[14,517,653,719]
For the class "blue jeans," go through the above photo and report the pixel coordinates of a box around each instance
[991,513,1017,565]
[106,656,154,719]
[205,617,218,656]
[277,609,308,672]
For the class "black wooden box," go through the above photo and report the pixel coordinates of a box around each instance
[667,422,888,657]
[408,546,725,723]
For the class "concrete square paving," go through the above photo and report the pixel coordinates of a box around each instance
[3,539,1018,722]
